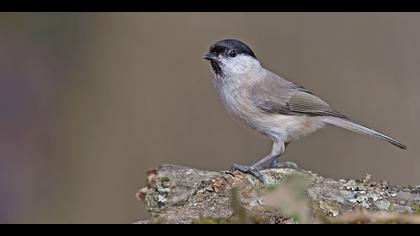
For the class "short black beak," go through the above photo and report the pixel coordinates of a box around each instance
[204,53,217,61]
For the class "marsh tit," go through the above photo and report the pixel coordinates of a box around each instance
[204,39,406,183]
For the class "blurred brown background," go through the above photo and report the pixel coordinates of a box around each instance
[0,12,418,223]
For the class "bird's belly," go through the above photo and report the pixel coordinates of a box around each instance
[253,114,326,142]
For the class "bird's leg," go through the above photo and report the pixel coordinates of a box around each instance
[231,141,297,183]
[265,142,298,169]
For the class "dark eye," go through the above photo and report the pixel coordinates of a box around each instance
[228,50,237,57]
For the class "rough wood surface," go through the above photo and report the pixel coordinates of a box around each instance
[136,164,420,224]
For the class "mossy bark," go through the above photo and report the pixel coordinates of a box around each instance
[136,164,420,224]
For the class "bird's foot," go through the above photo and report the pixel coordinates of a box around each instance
[230,164,267,184]
[230,161,297,184]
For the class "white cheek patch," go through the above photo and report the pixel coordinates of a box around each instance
[220,55,258,76]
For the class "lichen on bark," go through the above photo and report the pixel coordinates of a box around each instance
[136,164,420,224]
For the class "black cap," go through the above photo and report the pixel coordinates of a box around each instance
[207,39,257,59]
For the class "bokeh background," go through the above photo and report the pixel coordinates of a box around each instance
[0,12,418,223]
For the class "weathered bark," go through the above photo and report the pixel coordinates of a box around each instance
[136,164,420,224]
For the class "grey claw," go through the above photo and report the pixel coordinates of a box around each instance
[221,170,235,176]
[230,164,267,184]
[230,163,243,172]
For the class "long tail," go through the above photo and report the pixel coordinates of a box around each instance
[322,116,407,150]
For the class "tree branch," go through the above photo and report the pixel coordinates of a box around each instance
[136,164,420,224]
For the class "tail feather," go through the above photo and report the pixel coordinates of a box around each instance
[323,116,407,150]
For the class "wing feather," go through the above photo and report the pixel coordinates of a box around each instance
[250,70,346,118]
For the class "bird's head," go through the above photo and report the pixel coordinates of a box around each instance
[204,39,260,77]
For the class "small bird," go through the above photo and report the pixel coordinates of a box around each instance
[204,39,406,183]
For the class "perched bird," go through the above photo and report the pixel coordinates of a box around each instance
[204,39,406,183]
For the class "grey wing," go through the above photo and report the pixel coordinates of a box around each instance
[287,90,347,118]
[250,71,347,119]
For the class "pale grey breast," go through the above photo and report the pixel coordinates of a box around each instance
[213,71,272,131]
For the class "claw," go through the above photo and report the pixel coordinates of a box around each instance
[265,158,298,169]
[231,164,267,184]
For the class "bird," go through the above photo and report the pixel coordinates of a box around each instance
[204,39,406,183]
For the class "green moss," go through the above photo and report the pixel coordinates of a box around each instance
[192,217,230,224]
[265,184,279,192]
[389,204,396,212]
